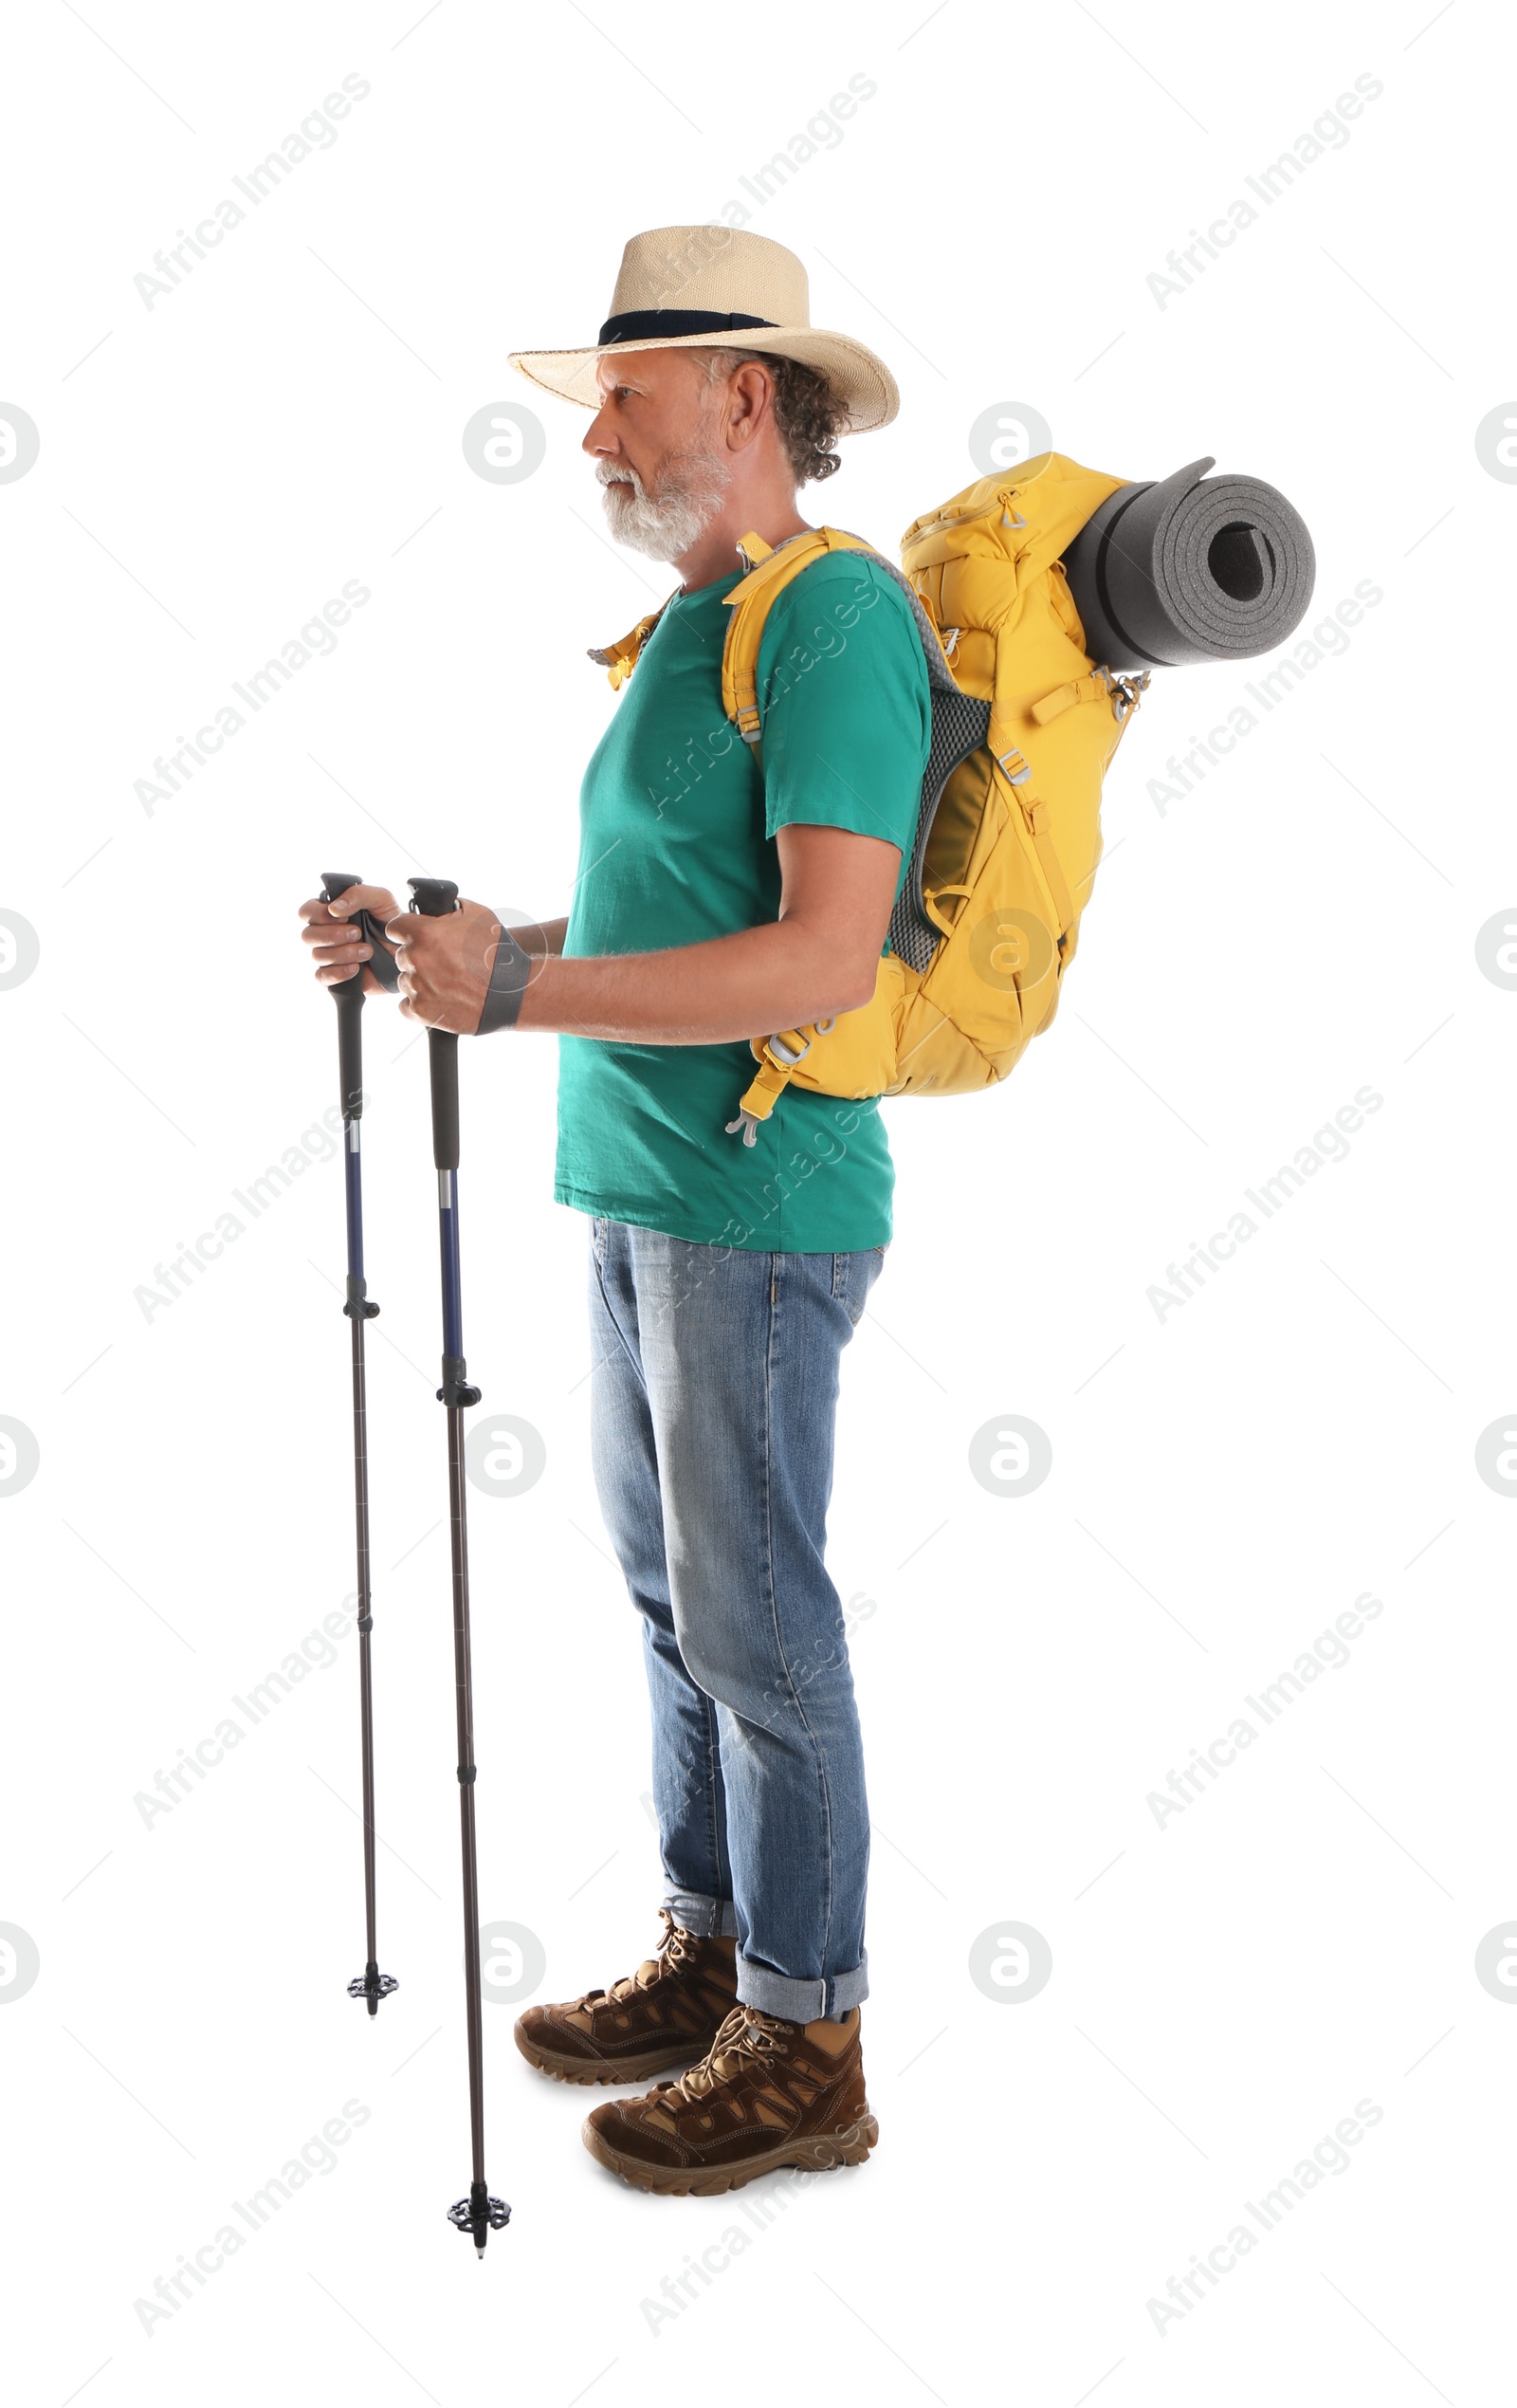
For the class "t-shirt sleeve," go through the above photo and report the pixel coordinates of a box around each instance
[753,554,931,859]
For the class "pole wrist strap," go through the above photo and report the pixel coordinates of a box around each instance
[475,916,533,1035]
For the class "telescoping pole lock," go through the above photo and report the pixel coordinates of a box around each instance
[407,875,511,2253]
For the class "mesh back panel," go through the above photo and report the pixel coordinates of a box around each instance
[886,687,992,972]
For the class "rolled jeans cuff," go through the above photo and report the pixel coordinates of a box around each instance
[663,1888,740,1941]
[735,1946,869,2024]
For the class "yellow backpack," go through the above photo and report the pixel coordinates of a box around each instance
[590,451,1153,1142]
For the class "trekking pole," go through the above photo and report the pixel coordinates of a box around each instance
[320,873,400,2019]
[407,875,510,2255]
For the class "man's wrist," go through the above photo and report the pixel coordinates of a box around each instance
[476,916,533,1034]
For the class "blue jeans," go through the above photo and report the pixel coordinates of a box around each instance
[588,1217,884,2022]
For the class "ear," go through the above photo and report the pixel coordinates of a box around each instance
[724,358,776,450]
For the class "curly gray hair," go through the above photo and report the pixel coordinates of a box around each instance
[700,346,849,486]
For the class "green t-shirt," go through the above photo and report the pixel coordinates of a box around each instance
[555,547,931,1252]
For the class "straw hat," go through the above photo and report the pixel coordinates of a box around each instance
[508,225,899,434]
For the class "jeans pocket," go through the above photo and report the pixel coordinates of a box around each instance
[838,1246,885,1329]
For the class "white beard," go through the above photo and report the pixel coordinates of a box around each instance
[597,431,732,562]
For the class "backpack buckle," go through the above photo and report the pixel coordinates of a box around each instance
[996,746,1033,786]
[1110,671,1151,721]
[766,1031,811,1067]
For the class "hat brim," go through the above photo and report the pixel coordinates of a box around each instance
[507,326,899,435]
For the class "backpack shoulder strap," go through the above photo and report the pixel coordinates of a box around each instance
[588,589,679,690]
[722,524,964,744]
[721,526,880,741]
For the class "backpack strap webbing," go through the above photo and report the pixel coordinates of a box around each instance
[989,739,1078,934]
[588,591,679,690]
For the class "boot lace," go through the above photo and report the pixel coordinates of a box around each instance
[668,2006,791,2103]
[577,1909,703,2016]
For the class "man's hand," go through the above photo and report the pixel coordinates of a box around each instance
[299,884,400,993]
[388,896,503,1034]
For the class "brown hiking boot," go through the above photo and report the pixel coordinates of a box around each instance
[581,2003,877,2195]
[513,1910,740,2086]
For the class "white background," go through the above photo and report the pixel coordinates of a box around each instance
[2,2,1510,2401]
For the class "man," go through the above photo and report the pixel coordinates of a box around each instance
[301,226,931,2195]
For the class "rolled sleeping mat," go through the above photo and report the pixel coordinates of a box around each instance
[1060,456,1315,671]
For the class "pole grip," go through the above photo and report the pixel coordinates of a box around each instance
[428,1031,461,1170]
[409,880,464,1172]
[323,871,365,1120]
[323,869,401,997]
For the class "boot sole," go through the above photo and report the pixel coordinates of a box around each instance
[513,2024,712,2087]
[581,2107,879,2195]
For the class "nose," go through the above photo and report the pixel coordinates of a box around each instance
[583,399,617,458]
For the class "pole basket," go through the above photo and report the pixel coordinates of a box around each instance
[348,1965,399,2016]
[448,2183,512,2253]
